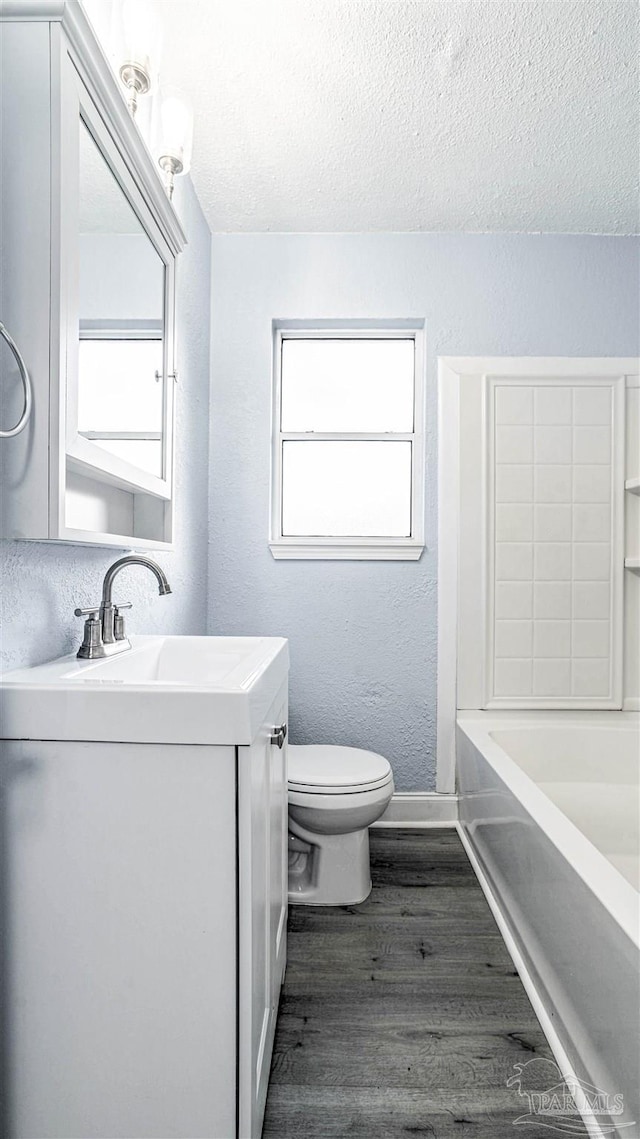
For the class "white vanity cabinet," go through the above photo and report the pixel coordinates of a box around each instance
[0,676,288,1139]
[0,3,185,547]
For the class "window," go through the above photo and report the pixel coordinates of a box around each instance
[270,324,425,559]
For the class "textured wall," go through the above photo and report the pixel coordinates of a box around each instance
[208,233,640,790]
[0,177,211,672]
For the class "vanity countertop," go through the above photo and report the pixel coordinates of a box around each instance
[0,635,289,745]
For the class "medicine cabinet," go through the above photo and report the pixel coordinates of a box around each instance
[0,2,186,547]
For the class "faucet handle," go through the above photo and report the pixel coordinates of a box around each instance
[113,601,132,642]
[74,607,103,659]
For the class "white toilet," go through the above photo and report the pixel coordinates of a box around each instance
[287,744,394,905]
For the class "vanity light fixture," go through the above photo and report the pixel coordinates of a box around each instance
[152,87,194,200]
[112,0,162,117]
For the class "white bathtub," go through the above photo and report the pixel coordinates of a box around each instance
[457,711,639,1138]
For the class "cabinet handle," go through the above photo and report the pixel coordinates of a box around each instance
[269,723,287,748]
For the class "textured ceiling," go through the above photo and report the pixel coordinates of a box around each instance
[94,0,640,234]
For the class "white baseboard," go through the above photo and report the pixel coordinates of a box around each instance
[456,822,607,1139]
[372,792,458,828]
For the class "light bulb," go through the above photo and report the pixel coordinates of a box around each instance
[152,87,193,199]
[113,0,162,117]
[122,0,153,58]
[161,96,190,158]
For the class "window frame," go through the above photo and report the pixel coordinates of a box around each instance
[269,322,426,560]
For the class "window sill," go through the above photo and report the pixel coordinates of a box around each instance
[268,540,425,561]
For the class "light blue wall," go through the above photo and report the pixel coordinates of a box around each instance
[208,233,640,790]
[0,178,211,672]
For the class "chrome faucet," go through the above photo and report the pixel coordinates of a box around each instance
[74,555,172,659]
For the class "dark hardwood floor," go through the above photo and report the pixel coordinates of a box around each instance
[263,828,588,1138]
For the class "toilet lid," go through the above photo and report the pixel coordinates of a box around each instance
[288,744,393,794]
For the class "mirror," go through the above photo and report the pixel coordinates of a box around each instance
[77,120,166,478]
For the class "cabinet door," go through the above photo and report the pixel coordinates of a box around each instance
[0,739,238,1139]
[237,681,288,1139]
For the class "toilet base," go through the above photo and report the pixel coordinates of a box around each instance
[288,821,372,906]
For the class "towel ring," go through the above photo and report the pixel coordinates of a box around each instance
[0,321,33,438]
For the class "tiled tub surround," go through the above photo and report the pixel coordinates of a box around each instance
[489,376,624,706]
[457,710,640,1137]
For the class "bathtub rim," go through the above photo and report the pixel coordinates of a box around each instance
[456,710,639,949]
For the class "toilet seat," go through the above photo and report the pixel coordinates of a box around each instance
[288,744,392,795]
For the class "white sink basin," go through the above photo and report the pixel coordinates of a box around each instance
[0,635,289,745]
